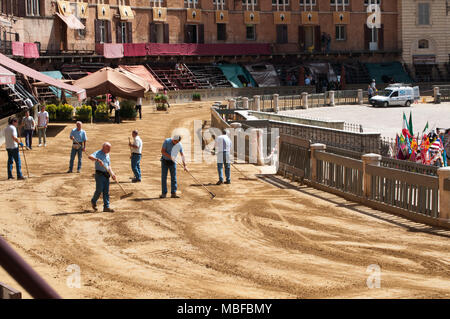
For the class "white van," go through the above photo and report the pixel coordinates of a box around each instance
[370,84,420,107]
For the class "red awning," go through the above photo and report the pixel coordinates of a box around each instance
[55,12,85,30]
[0,53,86,100]
[0,65,15,84]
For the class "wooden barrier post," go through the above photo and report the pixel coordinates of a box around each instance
[301,92,308,109]
[229,99,236,110]
[358,89,363,105]
[434,86,440,104]
[438,167,450,220]
[242,97,249,109]
[362,153,382,198]
[310,143,326,181]
[254,95,261,112]
[256,128,264,166]
[273,94,279,113]
[329,90,335,106]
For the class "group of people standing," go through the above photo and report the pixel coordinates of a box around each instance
[4,107,235,213]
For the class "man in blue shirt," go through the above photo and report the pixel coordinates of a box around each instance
[88,142,116,212]
[160,135,187,198]
[67,121,87,173]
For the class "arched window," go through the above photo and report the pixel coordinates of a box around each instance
[418,39,429,49]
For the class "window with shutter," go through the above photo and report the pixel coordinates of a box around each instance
[418,3,430,25]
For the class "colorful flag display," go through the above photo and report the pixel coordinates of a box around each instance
[394,112,448,167]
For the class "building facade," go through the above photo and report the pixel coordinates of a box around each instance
[398,0,450,81]
[0,0,399,56]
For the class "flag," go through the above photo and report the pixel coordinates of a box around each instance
[402,112,411,138]
[408,112,414,136]
[422,121,429,133]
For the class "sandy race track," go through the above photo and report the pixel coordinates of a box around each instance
[0,102,449,299]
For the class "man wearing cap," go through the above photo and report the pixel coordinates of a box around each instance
[129,130,143,183]
[4,117,25,180]
[67,121,87,173]
[160,135,187,198]
[215,129,232,185]
[88,142,116,212]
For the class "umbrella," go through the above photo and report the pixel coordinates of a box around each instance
[73,67,149,100]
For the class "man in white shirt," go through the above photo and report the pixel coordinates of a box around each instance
[135,97,142,120]
[114,98,121,124]
[4,117,25,180]
[128,130,143,183]
[37,105,49,147]
[215,129,232,185]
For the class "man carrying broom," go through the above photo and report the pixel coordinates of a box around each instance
[88,142,116,213]
[67,121,87,173]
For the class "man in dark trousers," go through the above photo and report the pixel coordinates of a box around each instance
[88,142,116,212]
[4,117,25,180]
[160,135,187,198]
[90,98,98,122]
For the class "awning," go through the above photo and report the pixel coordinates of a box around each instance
[119,65,163,93]
[0,52,86,100]
[0,65,16,84]
[55,12,85,30]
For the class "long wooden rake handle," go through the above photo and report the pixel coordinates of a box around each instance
[176,160,216,199]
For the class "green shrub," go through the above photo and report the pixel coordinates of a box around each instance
[119,99,137,119]
[56,103,74,121]
[45,104,57,121]
[94,102,109,121]
[192,93,201,101]
[75,105,92,122]
[154,94,168,103]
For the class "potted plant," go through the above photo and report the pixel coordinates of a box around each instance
[119,99,137,120]
[94,102,110,122]
[192,93,201,101]
[56,103,74,121]
[75,105,92,122]
[155,94,168,111]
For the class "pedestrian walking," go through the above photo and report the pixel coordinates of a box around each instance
[135,97,142,120]
[160,135,187,198]
[368,85,374,100]
[90,98,98,122]
[215,129,232,185]
[109,95,115,114]
[21,110,35,150]
[67,121,87,173]
[4,117,25,180]
[129,130,143,183]
[37,105,49,147]
[88,142,116,213]
[114,97,121,124]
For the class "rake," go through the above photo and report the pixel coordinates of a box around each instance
[176,160,216,199]
[231,163,258,181]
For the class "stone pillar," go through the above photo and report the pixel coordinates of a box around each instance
[229,99,236,110]
[310,143,326,181]
[273,94,279,113]
[329,90,335,106]
[301,92,309,109]
[438,167,450,220]
[242,97,249,109]
[362,153,382,198]
[256,128,265,166]
[254,95,261,112]
[434,86,440,104]
[358,89,363,105]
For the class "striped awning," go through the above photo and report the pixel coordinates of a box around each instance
[55,12,85,30]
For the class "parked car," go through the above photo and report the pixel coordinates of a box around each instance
[370,84,420,107]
